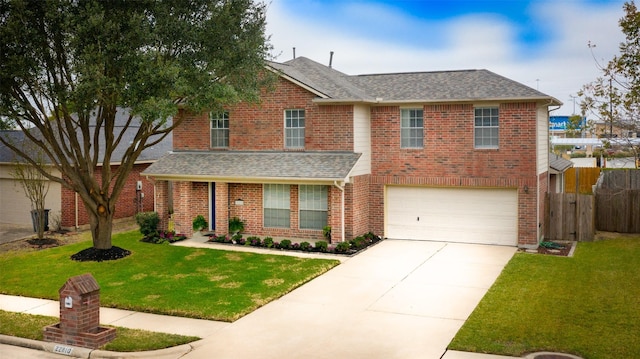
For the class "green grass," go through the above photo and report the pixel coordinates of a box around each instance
[0,310,199,352]
[0,230,339,322]
[449,238,640,359]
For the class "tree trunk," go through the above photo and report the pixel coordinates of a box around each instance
[36,208,45,240]
[89,209,114,250]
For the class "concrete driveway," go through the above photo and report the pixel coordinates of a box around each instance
[183,240,516,359]
[0,223,34,245]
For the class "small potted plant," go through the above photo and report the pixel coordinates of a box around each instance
[229,216,245,235]
[192,215,208,233]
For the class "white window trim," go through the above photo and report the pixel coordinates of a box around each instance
[474,107,499,149]
[400,108,424,149]
[210,111,229,148]
[284,109,305,149]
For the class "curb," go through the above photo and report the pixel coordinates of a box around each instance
[0,334,194,359]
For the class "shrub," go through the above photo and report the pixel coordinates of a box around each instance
[292,243,300,250]
[235,236,246,245]
[315,240,328,252]
[263,237,274,248]
[192,215,208,231]
[280,239,292,249]
[135,212,160,237]
[299,241,311,251]
[350,236,368,250]
[322,226,331,242]
[247,236,261,247]
[334,241,351,253]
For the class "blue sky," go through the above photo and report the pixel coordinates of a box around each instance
[266,0,627,115]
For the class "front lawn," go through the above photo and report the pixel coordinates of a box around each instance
[0,231,339,322]
[449,237,640,359]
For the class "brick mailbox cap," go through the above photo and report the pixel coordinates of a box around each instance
[59,273,100,295]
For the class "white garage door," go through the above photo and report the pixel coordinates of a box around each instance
[386,186,518,246]
[0,178,34,225]
[0,178,62,226]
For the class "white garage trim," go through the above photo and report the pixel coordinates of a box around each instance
[385,186,518,246]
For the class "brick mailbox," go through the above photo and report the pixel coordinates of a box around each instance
[43,273,116,349]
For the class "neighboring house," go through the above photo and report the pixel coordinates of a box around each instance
[0,131,62,225]
[143,56,561,248]
[549,153,574,193]
[0,110,171,230]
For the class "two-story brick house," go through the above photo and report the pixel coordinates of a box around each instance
[143,56,560,248]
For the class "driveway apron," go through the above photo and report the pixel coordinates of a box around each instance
[184,240,516,359]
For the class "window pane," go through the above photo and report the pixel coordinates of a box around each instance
[285,109,305,148]
[300,210,328,230]
[400,108,424,149]
[210,112,229,148]
[474,107,499,148]
[299,185,328,229]
[264,184,290,228]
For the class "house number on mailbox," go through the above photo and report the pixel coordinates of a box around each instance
[64,296,73,308]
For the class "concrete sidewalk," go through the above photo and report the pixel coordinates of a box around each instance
[1,240,518,358]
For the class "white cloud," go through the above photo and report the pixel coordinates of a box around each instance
[266,0,626,114]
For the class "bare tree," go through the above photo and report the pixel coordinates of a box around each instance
[11,144,51,240]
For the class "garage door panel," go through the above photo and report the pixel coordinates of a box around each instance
[386,186,517,246]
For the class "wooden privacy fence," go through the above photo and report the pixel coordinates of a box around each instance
[546,193,595,241]
[564,167,602,194]
[595,170,640,233]
[547,169,640,240]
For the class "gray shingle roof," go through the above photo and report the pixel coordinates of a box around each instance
[142,151,362,182]
[549,153,574,173]
[0,109,172,165]
[267,57,561,105]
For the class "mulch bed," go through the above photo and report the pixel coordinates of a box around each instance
[533,241,575,257]
[70,246,131,262]
[26,238,62,249]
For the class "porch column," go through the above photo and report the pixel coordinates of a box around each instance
[215,182,229,236]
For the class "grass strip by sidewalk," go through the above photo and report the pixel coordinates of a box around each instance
[449,238,640,359]
[0,230,339,322]
[0,310,199,352]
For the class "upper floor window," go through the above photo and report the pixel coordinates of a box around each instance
[474,107,499,149]
[210,111,229,148]
[400,108,424,148]
[264,184,290,228]
[299,185,328,230]
[285,109,305,149]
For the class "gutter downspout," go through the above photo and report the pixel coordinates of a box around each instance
[333,181,345,242]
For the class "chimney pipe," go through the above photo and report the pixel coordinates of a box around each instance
[329,51,334,68]
[293,47,296,59]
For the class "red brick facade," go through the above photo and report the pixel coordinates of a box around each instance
[158,76,548,246]
[61,163,155,229]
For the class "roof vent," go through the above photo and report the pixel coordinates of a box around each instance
[329,51,334,68]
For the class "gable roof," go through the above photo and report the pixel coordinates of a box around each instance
[142,151,362,184]
[267,57,561,105]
